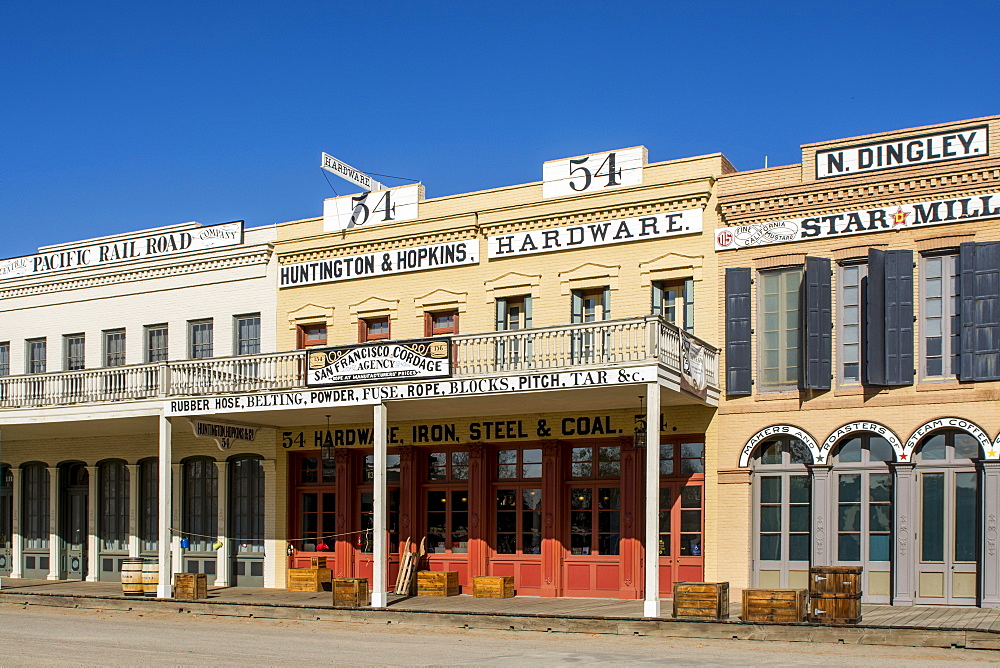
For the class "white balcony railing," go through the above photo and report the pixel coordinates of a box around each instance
[0,316,718,409]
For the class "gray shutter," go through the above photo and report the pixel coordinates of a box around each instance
[495,298,507,331]
[684,277,695,333]
[804,256,832,390]
[571,290,583,324]
[602,286,611,320]
[960,242,1000,381]
[523,296,532,329]
[867,249,914,386]
[725,267,752,395]
[651,281,664,317]
[866,249,887,386]
[884,249,914,385]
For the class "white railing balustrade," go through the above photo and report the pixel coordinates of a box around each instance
[0,316,718,408]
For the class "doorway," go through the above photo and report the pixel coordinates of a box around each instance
[60,463,88,581]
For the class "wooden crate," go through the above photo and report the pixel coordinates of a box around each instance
[741,588,807,623]
[808,566,861,624]
[809,566,862,596]
[472,575,514,599]
[287,567,332,592]
[332,578,370,607]
[416,570,459,597]
[173,572,208,600]
[672,582,729,620]
[309,556,329,569]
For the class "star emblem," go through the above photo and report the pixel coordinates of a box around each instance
[989,450,997,458]
[899,452,908,461]
[891,207,909,227]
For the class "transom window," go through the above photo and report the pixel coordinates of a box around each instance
[758,268,802,389]
[428,451,469,481]
[570,444,620,478]
[497,448,541,480]
[299,455,337,484]
[660,442,705,476]
[362,453,401,482]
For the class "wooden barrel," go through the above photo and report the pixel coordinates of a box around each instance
[120,559,145,597]
[808,566,862,624]
[141,560,159,597]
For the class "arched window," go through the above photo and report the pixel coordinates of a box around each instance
[138,458,158,553]
[183,457,218,553]
[22,463,49,550]
[99,460,129,552]
[229,455,264,553]
[752,437,811,589]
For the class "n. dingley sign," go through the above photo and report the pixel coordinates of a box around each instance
[815,125,988,179]
[0,221,244,281]
[488,208,702,259]
[715,191,1000,251]
[279,239,478,287]
[307,338,452,386]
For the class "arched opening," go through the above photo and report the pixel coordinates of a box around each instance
[20,462,49,578]
[182,456,218,578]
[97,459,129,582]
[228,454,264,587]
[58,461,88,580]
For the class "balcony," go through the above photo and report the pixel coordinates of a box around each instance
[0,316,719,409]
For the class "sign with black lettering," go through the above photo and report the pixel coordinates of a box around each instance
[489,208,702,259]
[815,125,988,179]
[323,184,422,232]
[307,337,452,386]
[715,191,1000,251]
[188,418,262,451]
[279,239,478,287]
[0,221,244,282]
[543,147,646,198]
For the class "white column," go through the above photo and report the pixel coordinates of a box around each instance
[156,415,173,598]
[85,465,98,581]
[126,464,139,558]
[262,459,277,589]
[170,463,182,584]
[47,467,59,580]
[643,381,661,618]
[980,461,1000,608]
[10,467,22,579]
[371,402,388,607]
[214,460,229,587]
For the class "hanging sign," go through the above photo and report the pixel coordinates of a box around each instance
[715,191,1000,251]
[0,221,244,282]
[307,337,452,386]
[279,238,478,287]
[323,184,422,232]
[815,125,988,179]
[321,153,385,192]
[489,208,702,259]
[679,332,707,400]
[543,147,646,199]
[188,419,262,451]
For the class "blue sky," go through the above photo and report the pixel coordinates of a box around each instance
[2,1,999,258]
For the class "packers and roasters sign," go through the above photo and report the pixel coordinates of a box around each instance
[714,191,1000,251]
[307,337,451,386]
[815,125,988,179]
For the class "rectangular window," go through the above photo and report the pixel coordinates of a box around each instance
[0,342,8,376]
[653,279,694,332]
[189,320,213,359]
[497,448,542,480]
[758,268,802,389]
[838,264,866,384]
[495,488,542,555]
[27,338,46,374]
[921,254,960,379]
[103,329,126,367]
[297,323,327,348]
[145,325,168,363]
[425,310,458,336]
[235,314,261,355]
[65,334,85,371]
[495,296,532,368]
[360,317,390,343]
[571,287,610,362]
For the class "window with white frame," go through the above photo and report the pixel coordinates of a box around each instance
[235,314,261,356]
[838,263,867,384]
[920,253,960,379]
[26,338,46,374]
[189,320,214,359]
[758,268,802,390]
[145,325,168,363]
[0,342,8,376]
[64,334,85,371]
[104,329,126,367]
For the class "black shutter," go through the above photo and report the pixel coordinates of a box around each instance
[804,256,832,390]
[867,248,914,386]
[725,267,752,395]
[960,241,1000,381]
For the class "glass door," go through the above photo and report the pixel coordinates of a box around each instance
[916,470,978,604]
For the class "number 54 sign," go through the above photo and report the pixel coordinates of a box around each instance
[323,183,423,232]
[542,147,646,199]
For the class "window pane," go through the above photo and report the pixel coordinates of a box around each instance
[760,506,781,533]
[920,435,947,460]
[955,472,978,562]
[954,433,980,460]
[760,533,780,561]
[789,505,810,533]
[838,533,860,561]
[921,472,944,562]
[868,437,894,463]
[760,477,781,504]
[789,534,811,561]
[789,475,810,503]
[838,474,861,502]
[869,534,890,562]
[836,437,862,463]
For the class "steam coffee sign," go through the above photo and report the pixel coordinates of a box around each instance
[307,337,452,386]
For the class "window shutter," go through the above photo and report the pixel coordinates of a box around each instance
[684,277,695,333]
[884,249,914,385]
[866,249,887,386]
[523,296,532,329]
[495,298,507,331]
[803,256,832,390]
[725,267,752,395]
[571,290,583,324]
[960,241,1000,381]
[867,249,914,385]
[602,286,611,320]
[651,281,664,317]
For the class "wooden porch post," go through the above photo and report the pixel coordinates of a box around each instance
[371,402,388,607]
[643,381,661,617]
